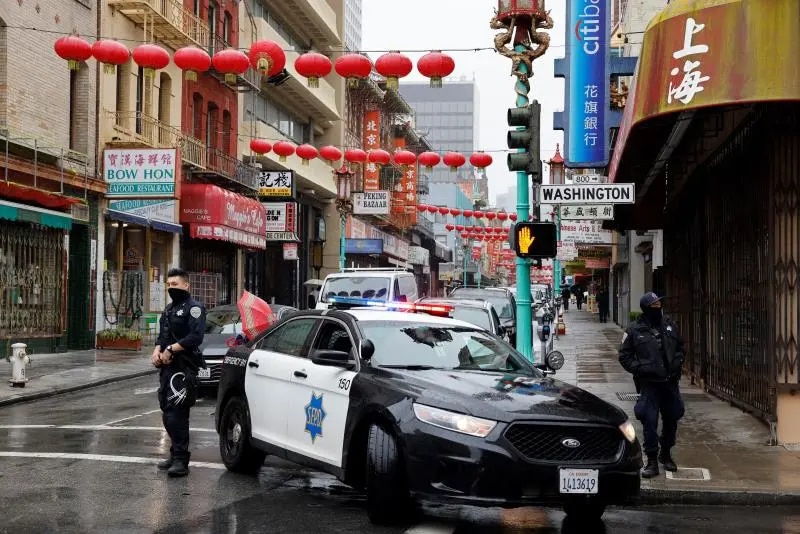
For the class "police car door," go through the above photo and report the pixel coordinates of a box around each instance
[245,317,319,449]
[284,317,357,468]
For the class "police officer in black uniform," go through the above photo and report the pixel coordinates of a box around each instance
[152,268,206,477]
[618,292,685,478]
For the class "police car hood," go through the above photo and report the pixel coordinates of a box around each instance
[390,369,627,425]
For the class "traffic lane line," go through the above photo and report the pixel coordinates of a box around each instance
[0,451,226,470]
[102,408,162,426]
[0,424,216,433]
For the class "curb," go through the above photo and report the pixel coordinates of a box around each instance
[0,369,158,408]
[638,487,800,506]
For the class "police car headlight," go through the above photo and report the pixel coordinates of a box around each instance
[619,420,637,443]
[412,403,497,438]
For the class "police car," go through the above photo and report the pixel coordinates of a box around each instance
[215,297,642,525]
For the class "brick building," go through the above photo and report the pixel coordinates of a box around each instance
[0,1,105,351]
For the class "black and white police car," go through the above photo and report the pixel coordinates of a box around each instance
[215,297,642,525]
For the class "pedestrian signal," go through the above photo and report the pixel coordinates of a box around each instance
[513,222,557,259]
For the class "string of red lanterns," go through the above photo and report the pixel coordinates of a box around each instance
[53,36,459,90]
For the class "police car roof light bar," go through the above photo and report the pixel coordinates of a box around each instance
[328,296,388,309]
[328,296,454,317]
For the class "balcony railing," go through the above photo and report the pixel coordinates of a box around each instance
[181,135,206,169]
[108,0,209,49]
[206,147,259,191]
[107,110,206,169]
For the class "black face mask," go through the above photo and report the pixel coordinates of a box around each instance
[168,288,190,303]
[643,307,663,326]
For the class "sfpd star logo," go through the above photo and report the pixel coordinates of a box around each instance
[304,392,326,443]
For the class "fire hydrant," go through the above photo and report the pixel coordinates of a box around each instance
[8,343,29,387]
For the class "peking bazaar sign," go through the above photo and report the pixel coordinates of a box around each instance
[363,110,381,191]
[179,184,267,249]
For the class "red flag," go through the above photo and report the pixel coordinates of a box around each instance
[237,290,275,339]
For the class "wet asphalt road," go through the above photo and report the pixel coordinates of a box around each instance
[0,376,800,533]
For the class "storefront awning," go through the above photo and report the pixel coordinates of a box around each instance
[609,0,800,193]
[106,209,183,234]
[180,184,267,250]
[0,182,82,210]
[0,199,72,230]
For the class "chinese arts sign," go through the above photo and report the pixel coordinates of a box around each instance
[564,0,610,167]
[363,110,381,191]
[104,149,177,198]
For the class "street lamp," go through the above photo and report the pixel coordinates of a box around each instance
[549,145,565,290]
[334,165,355,272]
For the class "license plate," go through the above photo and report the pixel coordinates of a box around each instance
[198,368,211,379]
[559,468,599,494]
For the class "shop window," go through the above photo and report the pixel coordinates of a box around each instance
[0,223,66,337]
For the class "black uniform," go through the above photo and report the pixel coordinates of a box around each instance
[155,295,206,465]
[618,315,685,456]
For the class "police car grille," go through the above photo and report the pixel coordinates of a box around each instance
[504,423,622,463]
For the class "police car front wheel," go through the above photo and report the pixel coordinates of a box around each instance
[219,396,266,474]
[366,424,412,525]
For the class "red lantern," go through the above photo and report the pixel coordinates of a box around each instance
[335,53,372,88]
[417,51,455,88]
[295,52,332,88]
[465,226,474,232]
[212,48,250,84]
[345,149,367,165]
[418,151,441,170]
[249,139,272,155]
[54,35,92,71]
[456,225,465,232]
[91,40,129,75]
[296,144,318,166]
[132,43,170,78]
[248,40,286,77]
[375,51,412,90]
[497,211,508,221]
[368,149,391,166]
[417,204,428,212]
[426,205,438,214]
[437,206,449,216]
[319,145,343,166]
[463,209,473,218]
[393,149,416,168]
[273,141,296,162]
[485,211,496,221]
[470,151,493,169]
[509,213,518,221]
[445,223,455,232]
[443,151,466,171]
[173,46,211,81]
[449,208,461,216]
[473,211,484,219]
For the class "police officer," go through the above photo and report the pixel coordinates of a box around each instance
[151,268,206,477]
[618,292,685,478]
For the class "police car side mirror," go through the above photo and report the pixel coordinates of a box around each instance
[359,339,375,362]
[311,349,356,370]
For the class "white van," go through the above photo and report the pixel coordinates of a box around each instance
[315,268,419,310]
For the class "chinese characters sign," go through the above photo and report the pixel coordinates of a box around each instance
[257,170,295,199]
[668,17,710,105]
[363,110,381,191]
[564,0,610,167]
[104,149,176,198]
[558,204,614,220]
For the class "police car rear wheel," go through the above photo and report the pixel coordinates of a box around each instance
[219,396,266,474]
[365,424,411,525]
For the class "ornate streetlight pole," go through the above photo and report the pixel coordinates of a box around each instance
[491,0,553,360]
[334,165,355,272]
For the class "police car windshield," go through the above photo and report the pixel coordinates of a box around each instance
[360,321,537,375]
[321,277,391,302]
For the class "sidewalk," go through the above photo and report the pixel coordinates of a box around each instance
[0,348,155,406]
[553,309,800,505]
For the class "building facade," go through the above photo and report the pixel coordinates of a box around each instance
[343,0,363,52]
[1,1,105,352]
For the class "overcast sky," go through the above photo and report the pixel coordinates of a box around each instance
[362,0,567,204]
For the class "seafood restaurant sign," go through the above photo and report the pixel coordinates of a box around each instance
[104,149,177,198]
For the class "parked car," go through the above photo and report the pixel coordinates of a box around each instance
[198,303,298,395]
[447,286,518,345]
[316,268,418,309]
[416,297,508,341]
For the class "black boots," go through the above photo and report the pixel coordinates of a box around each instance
[659,449,678,472]
[167,460,189,477]
[157,457,173,470]
[641,455,659,478]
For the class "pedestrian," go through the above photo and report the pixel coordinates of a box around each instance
[575,287,584,310]
[598,286,610,323]
[618,292,685,478]
[561,287,571,311]
[152,268,207,477]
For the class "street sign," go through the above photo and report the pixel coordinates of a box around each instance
[539,183,635,204]
[513,222,557,259]
[566,174,607,184]
[558,205,615,220]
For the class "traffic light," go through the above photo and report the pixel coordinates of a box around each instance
[507,100,542,181]
[513,222,557,259]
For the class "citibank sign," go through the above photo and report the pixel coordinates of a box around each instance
[575,0,602,55]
